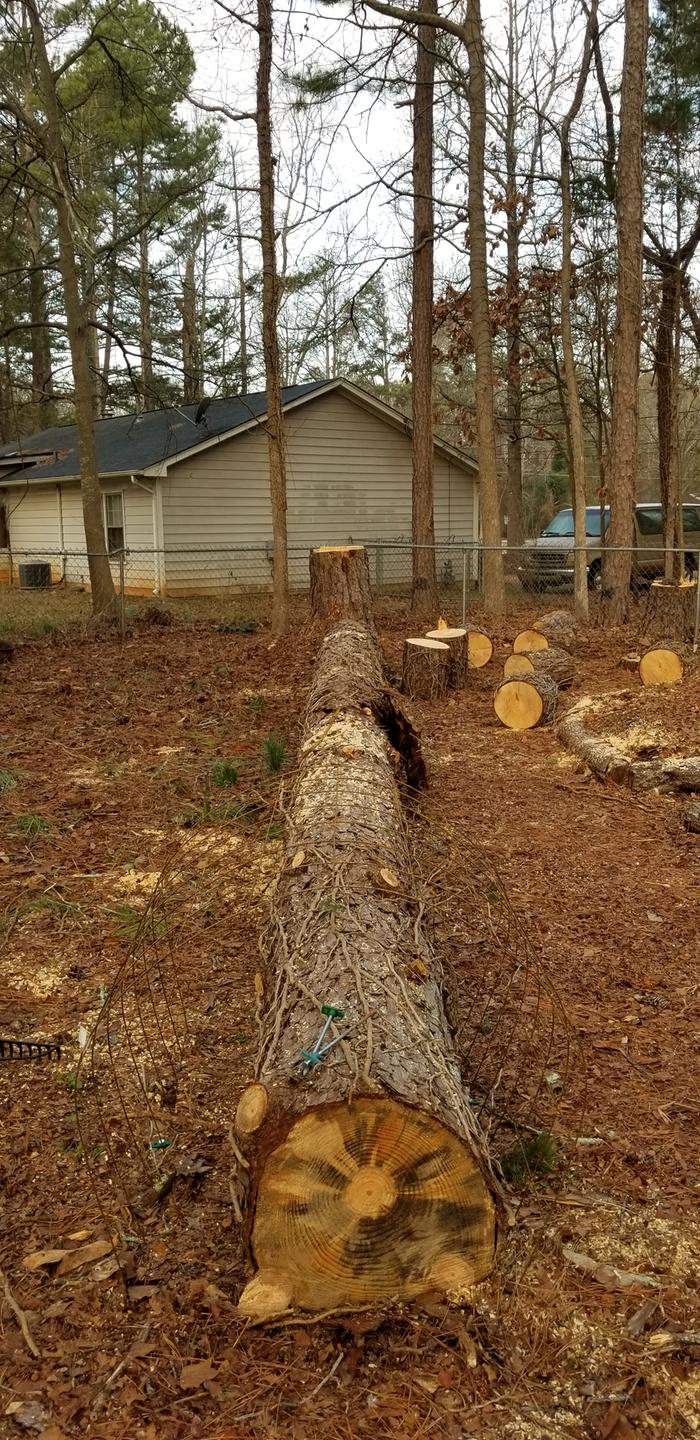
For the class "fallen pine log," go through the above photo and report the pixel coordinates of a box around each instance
[425,627,467,689]
[639,641,688,687]
[493,673,559,730]
[237,621,496,1319]
[513,609,577,655]
[401,636,450,699]
[558,697,700,793]
[503,645,574,689]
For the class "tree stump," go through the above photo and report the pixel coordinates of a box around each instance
[425,627,467,689]
[513,610,577,655]
[466,625,494,669]
[309,546,375,628]
[639,642,687,686]
[642,579,697,645]
[503,645,573,689]
[493,673,559,730]
[401,637,450,700]
[237,621,496,1319]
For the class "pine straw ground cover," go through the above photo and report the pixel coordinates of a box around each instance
[0,606,699,1440]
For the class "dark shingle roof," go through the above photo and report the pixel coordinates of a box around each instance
[0,382,328,482]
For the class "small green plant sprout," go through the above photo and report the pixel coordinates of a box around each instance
[245,692,266,716]
[499,1131,559,1186]
[263,733,286,773]
[215,619,258,634]
[0,769,17,794]
[211,759,239,788]
[13,814,50,837]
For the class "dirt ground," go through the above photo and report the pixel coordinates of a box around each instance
[1,599,699,1440]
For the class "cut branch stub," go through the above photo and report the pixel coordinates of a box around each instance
[503,646,574,689]
[425,627,468,689]
[466,625,494,668]
[401,637,450,699]
[309,545,375,628]
[239,621,496,1318]
[493,673,559,730]
[639,643,686,687]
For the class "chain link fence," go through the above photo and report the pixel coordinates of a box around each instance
[2,541,699,647]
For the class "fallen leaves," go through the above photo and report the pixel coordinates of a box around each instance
[179,1358,218,1389]
[22,1250,67,1272]
[55,1238,115,1277]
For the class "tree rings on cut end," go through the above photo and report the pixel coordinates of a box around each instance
[235,1083,269,1136]
[493,673,559,730]
[244,1097,495,1313]
[512,628,549,654]
[639,645,685,686]
[466,627,493,668]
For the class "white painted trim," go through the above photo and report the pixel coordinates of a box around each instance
[152,480,165,595]
[56,484,64,549]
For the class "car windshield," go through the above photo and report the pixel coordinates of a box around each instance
[541,509,608,538]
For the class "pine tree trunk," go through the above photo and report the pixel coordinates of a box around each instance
[601,0,648,621]
[656,264,683,582]
[410,0,438,615]
[26,191,53,428]
[136,154,154,408]
[232,156,248,393]
[237,621,496,1319]
[504,25,524,551]
[182,252,198,404]
[26,0,114,617]
[256,0,289,636]
[81,251,102,420]
[465,0,505,615]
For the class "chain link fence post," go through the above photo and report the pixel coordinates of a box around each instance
[694,552,700,652]
[118,550,126,641]
[461,547,467,626]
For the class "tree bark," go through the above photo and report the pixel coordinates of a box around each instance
[401,637,450,698]
[601,0,648,621]
[513,609,578,653]
[655,264,683,581]
[642,580,697,644]
[465,0,505,615]
[237,621,495,1318]
[503,646,574,688]
[425,627,468,688]
[309,546,375,628]
[182,252,200,404]
[410,0,439,614]
[81,250,102,420]
[503,0,524,550]
[136,153,154,409]
[232,154,249,393]
[256,0,289,636]
[25,0,114,616]
[558,696,700,790]
[559,3,597,623]
[26,191,53,429]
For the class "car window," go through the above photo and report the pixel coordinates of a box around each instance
[682,505,700,532]
[541,512,575,537]
[636,508,663,535]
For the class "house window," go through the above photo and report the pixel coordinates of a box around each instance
[104,492,125,553]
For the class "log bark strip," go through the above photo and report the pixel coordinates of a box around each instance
[493,673,559,730]
[401,637,450,699]
[238,622,496,1318]
[558,696,700,792]
[425,627,468,689]
[309,546,375,628]
[503,646,574,688]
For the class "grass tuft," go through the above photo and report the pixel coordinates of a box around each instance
[263,733,286,773]
[211,759,239,788]
[499,1131,560,1186]
[0,768,17,794]
[245,692,266,716]
[12,813,50,837]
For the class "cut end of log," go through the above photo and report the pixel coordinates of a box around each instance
[244,1097,495,1314]
[503,652,535,677]
[235,1083,269,1136]
[512,628,549,654]
[466,628,494,668]
[494,674,559,730]
[639,646,685,686]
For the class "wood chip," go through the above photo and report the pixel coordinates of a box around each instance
[22,1249,68,1271]
[290,850,305,869]
[378,867,400,888]
[179,1358,217,1389]
[56,1238,115,1276]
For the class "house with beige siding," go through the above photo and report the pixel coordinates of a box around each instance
[0,379,478,594]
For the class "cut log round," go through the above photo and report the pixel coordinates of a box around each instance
[466,625,494,669]
[237,621,496,1318]
[401,637,450,700]
[309,545,375,628]
[639,643,686,687]
[425,627,467,689]
[503,645,574,689]
[493,673,559,730]
[513,610,577,655]
[235,1084,269,1136]
[642,578,697,645]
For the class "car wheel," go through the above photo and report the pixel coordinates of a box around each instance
[587,560,602,592]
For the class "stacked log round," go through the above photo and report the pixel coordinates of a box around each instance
[513,609,577,656]
[465,625,494,669]
[236,620,496,1320]
[401,637,450,700]
[425,627,468,689]
[493,672,559,730]
[639,641,687,687]
[503,645,574,689]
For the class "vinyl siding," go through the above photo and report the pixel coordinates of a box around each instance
[160,390,476,590]
[3,479,156,590]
